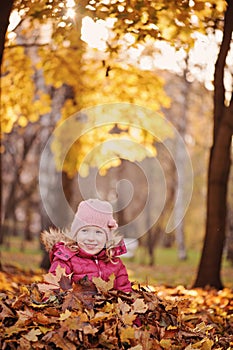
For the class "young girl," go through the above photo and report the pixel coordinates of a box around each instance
[41,198,132,292]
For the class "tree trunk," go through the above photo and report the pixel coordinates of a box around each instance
[147,228,155,266]
[174,131,187,260]
[226,209,233,264]
[0,1,14,259]
[193,1,233,289]
[0,0,13,66]
[173,60,190,260]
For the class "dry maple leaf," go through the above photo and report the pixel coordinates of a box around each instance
[1,267,232,350]
[23,328,42,342]
[159,338,172,349]
[92,274,115,293]
[132,298,148,314]
[62,290,83,311]
[42,265,69,287]
[59,309,72,321]
[36,265,72,299]
[16,307,34,326]
[63,279,97,310]
[42,329,77,350]
[116,298,137,325]
[0,301,16,320]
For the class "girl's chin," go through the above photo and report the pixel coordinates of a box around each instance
[81,244,102,254]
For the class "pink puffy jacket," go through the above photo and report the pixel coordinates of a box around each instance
[49,241,132,292]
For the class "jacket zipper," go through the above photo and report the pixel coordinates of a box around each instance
[95,258,102,278]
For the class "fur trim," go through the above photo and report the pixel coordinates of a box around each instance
[41,227,123,253]
[40,228,75,252]
[106,234,122,249]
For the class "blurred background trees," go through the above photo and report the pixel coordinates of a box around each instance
[1,0,232,288]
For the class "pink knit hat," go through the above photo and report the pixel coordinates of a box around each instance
[70,198,118,240]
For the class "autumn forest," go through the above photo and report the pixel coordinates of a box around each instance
[0,0,233,349]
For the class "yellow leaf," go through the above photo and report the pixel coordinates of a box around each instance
[160,339,172,349]
[59,309,72,321]
[189,338,214,349]
[193,322,213,333]
[92,311,113,321]
[122,313,137,325]
[92,274,115,293]
[120,327,135,342]
[39,326,53,334]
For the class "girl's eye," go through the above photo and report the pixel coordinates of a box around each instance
[96,230,104,234]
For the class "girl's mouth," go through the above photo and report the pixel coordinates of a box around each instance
[84,243,98,250]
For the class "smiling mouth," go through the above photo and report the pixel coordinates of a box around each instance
[84,243,98,249]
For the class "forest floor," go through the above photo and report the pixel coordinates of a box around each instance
[0,237,233,349]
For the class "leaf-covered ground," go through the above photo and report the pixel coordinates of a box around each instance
[0,265,232,350]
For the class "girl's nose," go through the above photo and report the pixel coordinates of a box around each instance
[87,231,95,241]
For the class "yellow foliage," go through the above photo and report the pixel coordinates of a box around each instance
[52,100,173,178]
[1,44,51,132]
[3,0,223,176]
[18,116,28,127]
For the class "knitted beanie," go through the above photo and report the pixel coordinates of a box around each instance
[70,198,118,241]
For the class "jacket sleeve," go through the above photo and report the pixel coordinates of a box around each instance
[49,242,74,276]
[114,259,132,292]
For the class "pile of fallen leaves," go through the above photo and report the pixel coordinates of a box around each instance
[0,266,232,350]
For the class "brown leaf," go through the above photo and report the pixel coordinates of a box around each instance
[1,267,232,349]
[12,290,29,309]
[44,307,60,317]
[38,265,72,295]
[34,312,51,325]
[29,283,45,302]
[71,280,97,309]
[62,290,83,311]
[16,307,34,326]
[59,274,72,290]
[0,301,16,320]
[83,324,98,335]
[18,337,32,350]
[4,324,27,337]
[163,326,179,338]
[116,298,137,325]
[43,330,77,350]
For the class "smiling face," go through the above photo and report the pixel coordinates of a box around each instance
[76,225,107,255]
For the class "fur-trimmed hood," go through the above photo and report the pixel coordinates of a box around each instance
[40,227,125,255]
[41,228,75,252]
